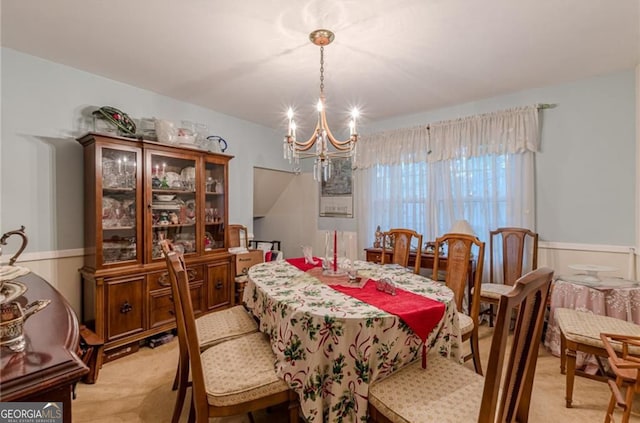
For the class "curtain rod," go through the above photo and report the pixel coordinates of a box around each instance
[536,103,555,109]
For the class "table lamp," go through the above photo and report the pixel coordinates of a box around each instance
[449,219,475,235]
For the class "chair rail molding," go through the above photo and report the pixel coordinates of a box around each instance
[0,248,86,264]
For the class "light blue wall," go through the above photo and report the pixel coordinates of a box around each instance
[364,70,636,245]
[1,48,288,253]
[2,47,636,252]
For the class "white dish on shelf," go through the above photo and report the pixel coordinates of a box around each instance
[155,194,176,202]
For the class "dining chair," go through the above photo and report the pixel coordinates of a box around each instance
[161,241,299,423]
[368,267,554,423]
[600,333,640,423]
[554,308,640,408]
[380,228,423,274]
[228,224,249,248]
[160,241,260,422]
[433,233,485,374]
[479,227,538,327]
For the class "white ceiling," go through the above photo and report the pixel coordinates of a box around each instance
[2,0,639,133]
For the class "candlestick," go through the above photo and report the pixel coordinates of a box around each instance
[118,159,122,174]
[155,164,159,177]
[333,230,337,272]
[162,163,166,177]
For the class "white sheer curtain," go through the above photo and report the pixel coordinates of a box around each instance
[355,106,539,258]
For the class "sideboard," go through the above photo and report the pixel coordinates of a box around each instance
[0,273,88,422]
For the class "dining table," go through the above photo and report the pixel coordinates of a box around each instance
[544,274,640,369]
[243,258,461,423]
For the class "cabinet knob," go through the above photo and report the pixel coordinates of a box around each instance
[168,309,175,316]
[158,273,170,287]
[215,281,223,290]
[187,269,197,282]
[120,301,133,314]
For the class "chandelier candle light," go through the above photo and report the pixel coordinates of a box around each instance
[284,29,359,182]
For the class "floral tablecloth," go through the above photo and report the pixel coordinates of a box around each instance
[244,260,461,423]
[544,277,640,368]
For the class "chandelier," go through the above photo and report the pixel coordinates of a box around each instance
[283,29,359,182]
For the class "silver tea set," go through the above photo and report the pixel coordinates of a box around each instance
[0,226,51,352]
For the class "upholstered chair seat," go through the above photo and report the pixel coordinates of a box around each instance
[196,305,258,350]
[457,312,474,336]
[369,353,484,423]
[556,308,640,354]
[201,331,290,407]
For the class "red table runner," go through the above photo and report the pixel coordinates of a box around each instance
[286,257,323,272]
[331,279,446,368]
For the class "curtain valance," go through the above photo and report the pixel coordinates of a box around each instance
[357,105,540,168]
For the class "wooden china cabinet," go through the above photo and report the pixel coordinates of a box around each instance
[77,133,234,362]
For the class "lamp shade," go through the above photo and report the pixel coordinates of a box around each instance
[449,219,475,235]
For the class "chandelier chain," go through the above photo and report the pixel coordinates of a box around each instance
[319,46,325,95]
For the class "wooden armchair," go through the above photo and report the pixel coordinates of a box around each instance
[600,333,640,423]
[480,227,538,326]
[434,233,485,375]
[380,228,423,274]
[369,267,554,423]
[161,241,299,423]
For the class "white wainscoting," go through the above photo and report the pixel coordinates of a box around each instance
[538,242,636,280]
[2,249,85,317]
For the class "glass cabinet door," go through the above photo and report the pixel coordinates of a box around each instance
[100,147,140,266]
[148,152,198,260]
[204,159,226,251]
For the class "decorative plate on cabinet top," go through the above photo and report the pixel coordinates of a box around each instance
[92,106,136,136]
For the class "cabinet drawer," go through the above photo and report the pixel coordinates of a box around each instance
[149,282,205,328]
[148,265,204,291]
[149,289,175,328]
[105,276,145,341]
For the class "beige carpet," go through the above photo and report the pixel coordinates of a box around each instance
[73,325,640,422]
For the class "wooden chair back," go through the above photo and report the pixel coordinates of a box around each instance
[229,224,249,249]
[479,267,553,422]
[600,333,640,423]
[162,240,215,420]
[380,228,423,274]
[490,227,538,286]
[163,241,223,421]
[433,233,484,316]
[160,241,192,418]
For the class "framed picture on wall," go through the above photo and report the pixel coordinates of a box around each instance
[319,158,353,218]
